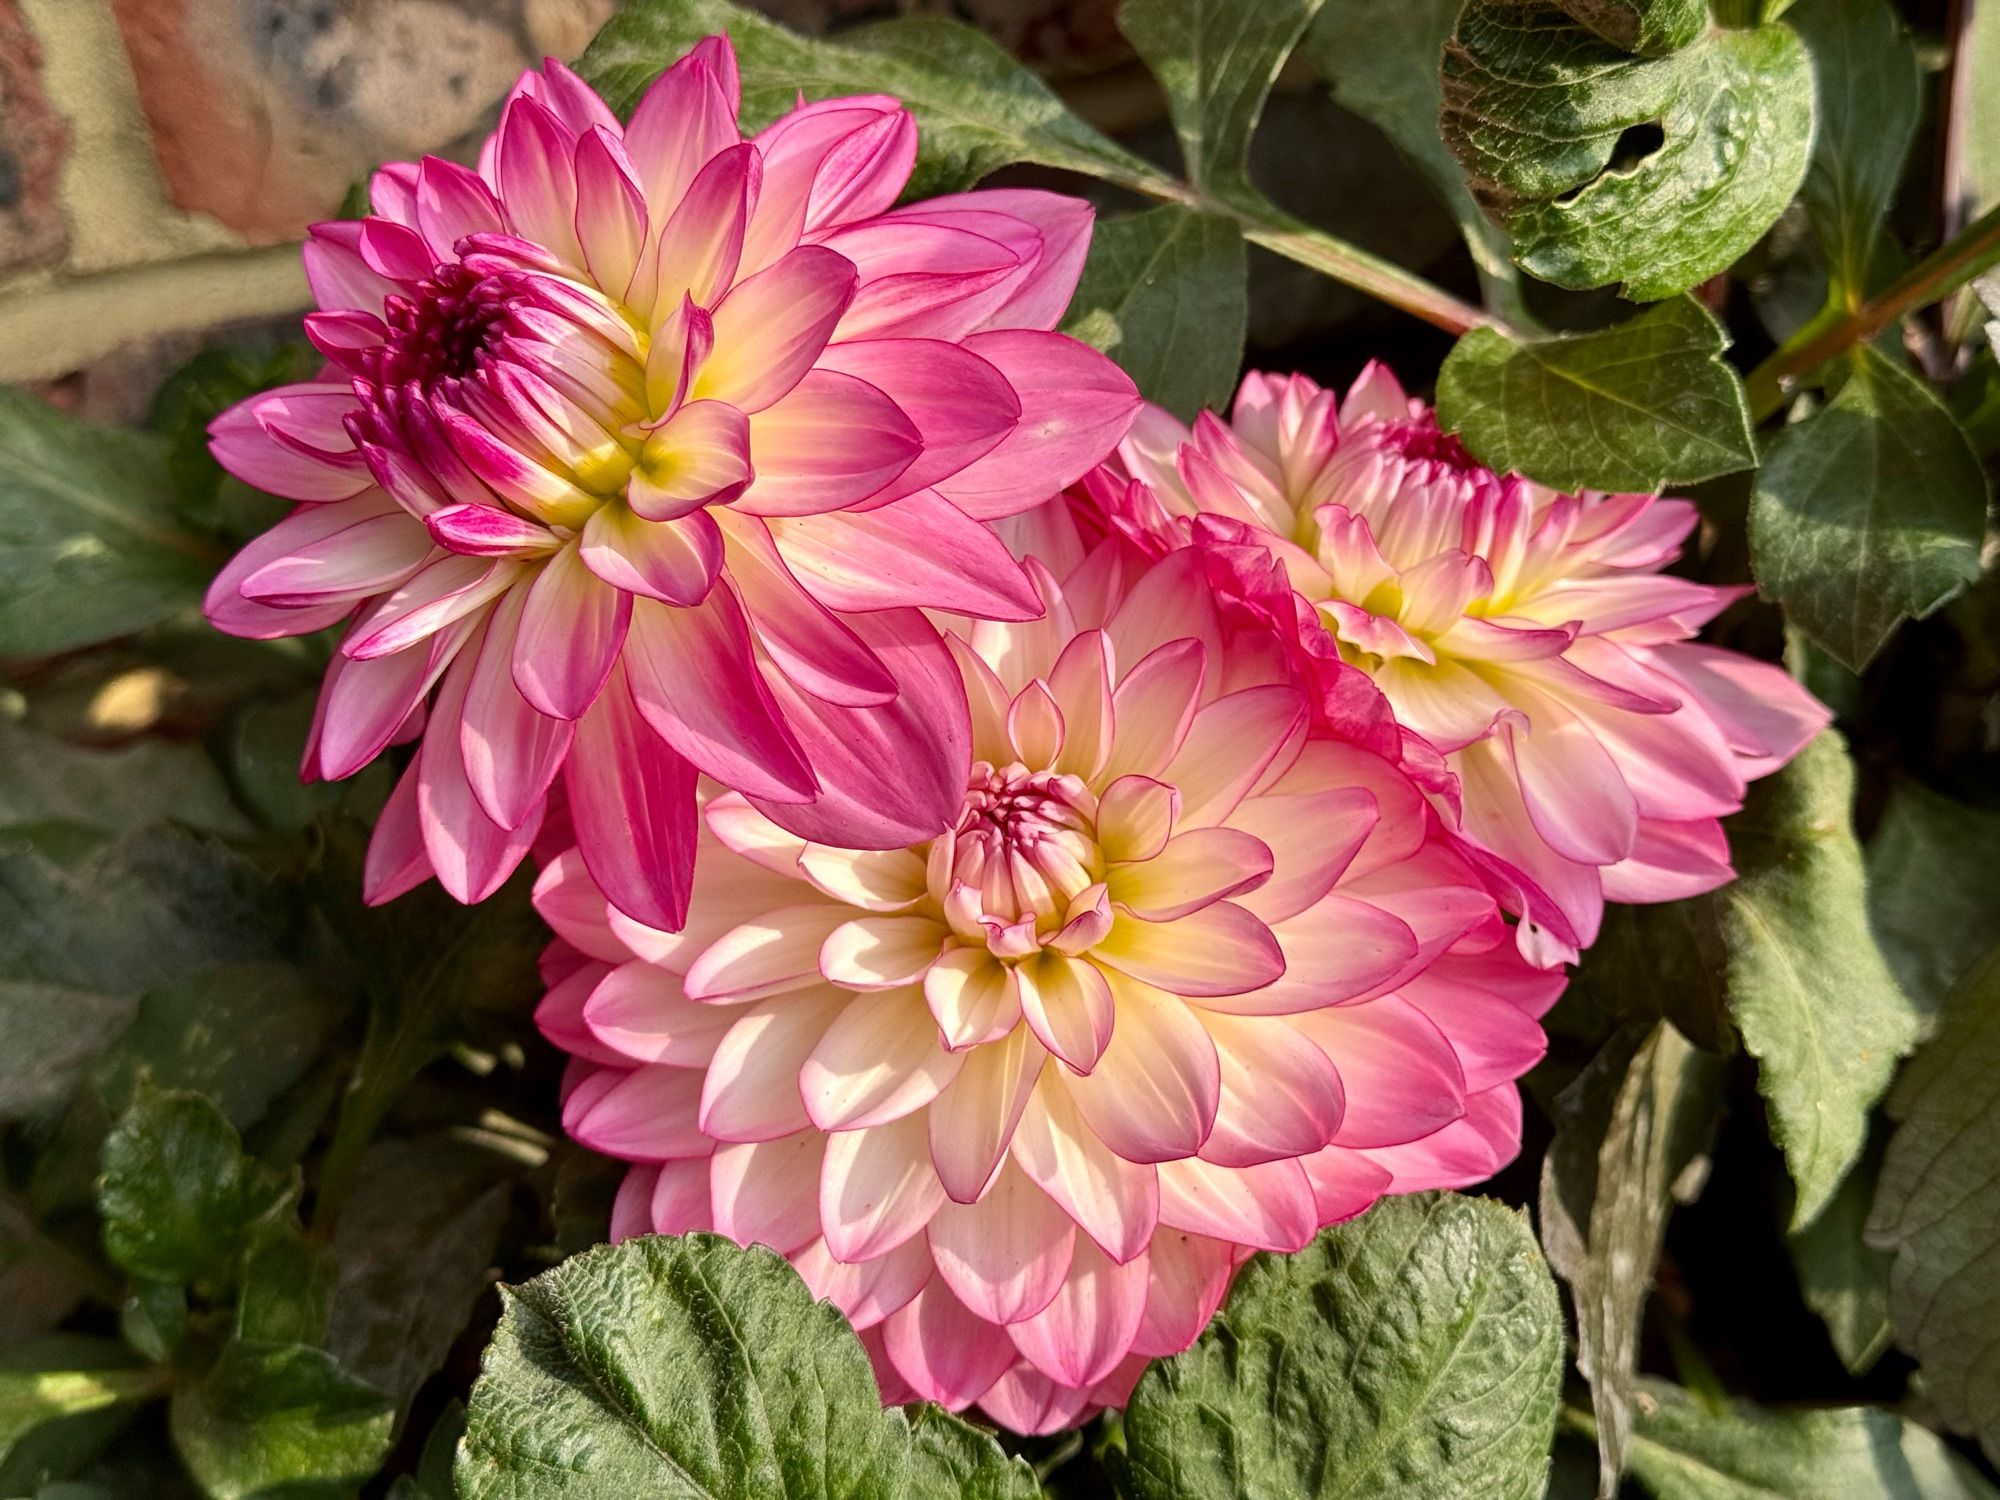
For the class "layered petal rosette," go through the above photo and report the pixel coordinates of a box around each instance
[1099,367,1831,961]
[203,38,1138,929]
[534,527,1564,1432]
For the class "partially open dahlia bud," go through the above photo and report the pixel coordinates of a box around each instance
[536,525,1563,1432]
[203,37,1137,931]
[1096,366,1830,961]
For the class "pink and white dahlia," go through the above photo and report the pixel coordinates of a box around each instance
[203,38,1138,930]
[1100,367,1830,961]
[534,527,1563,1433]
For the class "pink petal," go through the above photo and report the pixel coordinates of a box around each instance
[733,370,921,516]
[459,584,573,829]
[699,992,846,1143]
[933,331,1141,520]
[813,339,1018,503]
[885,189,1094,333]
[582,960,738,1065]
[1132,1230,1234,1357]
[1199,1010,1345,1168]
[563,663,699,932]
[1359,1084,1523,1192]
[709,1133,824,1256]
[1062,975,1220,1163]
[1091,902,1285,1000]
[362,758,433,905]
[581,505,724,606]
[205,494,401,640]
[496,96,585,269]
[801,987,964,1130]
[651,141,757,314]
[416,156,505,262]
[745,96,915,269]
[928,1026,1046,1203]
[1006,1234,1149,1388]
[820,1113,946,1262]
[1011,1082,1158,1264]
[793,1235,931,1330]
[415,636,543,902]
[1155,1155,1317,1253]
[572,126,648,304]
[566,1065,708,1160]
[514,540,632,720]
[698,245,857,413]
[1305,995,1469,1149]
[769,491,1040,620]
[303,221,399,314]
[927,1163,1076,1325]
[881,1277,1019,1410]
[209,388,369,502]
[1210,893,1421,1015]
[721,514,897,707]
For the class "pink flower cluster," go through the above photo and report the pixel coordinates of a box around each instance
[203,38,1827,1434]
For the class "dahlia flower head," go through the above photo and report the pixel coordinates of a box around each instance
[203,37,1138,930]
[1100,366,1831,962]
[535,517,1565,1433]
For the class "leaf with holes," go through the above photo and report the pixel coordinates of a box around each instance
[1440,7,1813,299]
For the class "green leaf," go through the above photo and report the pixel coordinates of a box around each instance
[1562,0,1704,55]
[323,1135,514,1409]
[1790,0,1921,298]
[222,695,356,834]
[235,1222,336,1347]
[169,1341,395,1500]
[1440,9,1814,299]
[1061,205,1247,421]
[94,962,345,1132]
[1,1351,164,1465]
[1868,946,2000,1466]
[387,1402,465,1500]
[1120,1192,1563,1500]
[1612,1379,1997,1499]
[578,0,1146,198]
[1302,0,1521,310]
[1540,1025,1724,1498]
[1118,0,1325,203]
[455,1232,1037,1499]
[1575,900,1733,1054]
[1436,296,1756,491]
[0,720,249,839]
[1750,345,1990,671]
[1787,1143,1894,1377]
[0,388,215,657]
[97,1080,291,1288]
[1865,780,2000,1021]
[1717,732,1919,1228]
[146,344,315,537]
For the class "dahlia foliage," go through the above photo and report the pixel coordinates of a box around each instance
[202,39,1138,931]
[195,34,1832,1441]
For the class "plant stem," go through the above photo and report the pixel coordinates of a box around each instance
[1745,202,2000,419]
[1097,164,1503,338]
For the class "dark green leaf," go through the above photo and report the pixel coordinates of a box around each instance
[1540,1025,1724,1498]
[1436,296,1756,490]
[1118,0,1324,203]
[1575,899,1733,1054]
[1120,1192,1563,1500]
[578,0,1146,198]
[455,1232,1037,1499]
[1750,345,1989,671]
[0,721,248,839]
[1791,0,1921,297]
[1441,9,1813,299]
[97,1081,291,1288]
[324,1136,513,1409]
[1613,1379,1997,1499]
[1868,946,2000,1466]
[1716,733,1918,1227]
[1061,205,1247,421]
[94,962,345,1132]
[147,344,315,537]
[1787,1141,1894,1377]
[0,388,215,656]
[222,695,354,834]
[387,1402,465,1500]
[1865,780,2000,1021]
[235,1224,336,1347]
[1303,0,1522,310]
[169,1341,395,1500]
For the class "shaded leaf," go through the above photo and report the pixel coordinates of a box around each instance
[578,0,1146,198]
[455,1232,1037,1498]
[1541,1024,1724,1498]
[324,1136,514,1410]
[1436,296,1756,491]
[1866,780,2000,1021]
[235,1223,336,1348]
[0,1339,163,1469]
[97,1081,291,1289]
[1750,345,1989,671]
[1062,205,1247,421]
[1564,0,1704,55]
[1119,0,1325,203]
[169,1341,394,1500]
[1717,733,1919,1227]
[1868,945,2000,1466]
[387,1402,465,1500]
[1614,1379,1996,1499]
[0,720,248,839]
[1575,899,1733,1054]
[0,389,215,656]
[0,982,138,1123]
[1441,8,1813,299]
[1120,1192,1562,1499]
[147,343,314,538]
[1788,1141,1894,1377]
[1303,0,1521,309]
[1791,0,1921,297]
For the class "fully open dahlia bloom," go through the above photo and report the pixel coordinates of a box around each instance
[534,528,1564,1432]
[203,38,1137,929]
[1102,367,1830,961]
